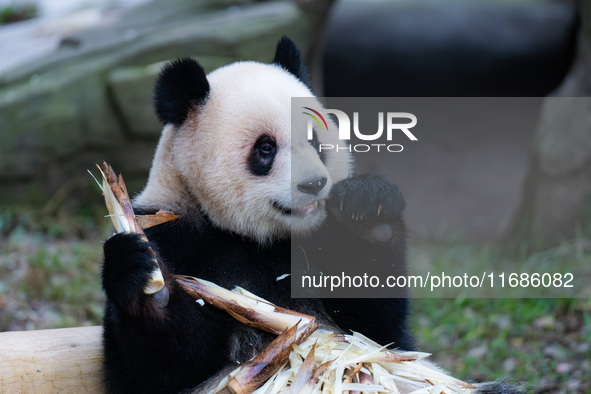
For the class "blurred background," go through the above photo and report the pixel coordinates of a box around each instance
[0,0,589,391]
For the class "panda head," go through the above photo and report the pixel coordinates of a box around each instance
[135,37,352,243]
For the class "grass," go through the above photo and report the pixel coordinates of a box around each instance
[0,235,104,330]
[409,240,591,393]
[413,297,590,392]
[0,203,109,331]
[0,204,589,392]
[0,2,37,25]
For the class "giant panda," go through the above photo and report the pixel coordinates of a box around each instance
[101,37,518,393]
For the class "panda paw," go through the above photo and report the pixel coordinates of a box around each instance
[327,176,406,244]
[102,233,170,317]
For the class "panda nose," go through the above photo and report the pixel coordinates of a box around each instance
[297,177,327,195]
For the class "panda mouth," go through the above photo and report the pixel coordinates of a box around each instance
[273,201,319,216]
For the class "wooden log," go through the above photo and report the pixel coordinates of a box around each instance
[0,326,104,393]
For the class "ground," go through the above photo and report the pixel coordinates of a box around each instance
[0,204,589,393]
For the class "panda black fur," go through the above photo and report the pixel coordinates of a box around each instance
[101,37,519,393]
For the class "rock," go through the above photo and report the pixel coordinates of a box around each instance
[108,57,235,138]
[107,62,166,139]
[0,69,124,176]
[534,315,555,330]
[323,0,578,96]
[543,344,567,359]
[0,0,333,202]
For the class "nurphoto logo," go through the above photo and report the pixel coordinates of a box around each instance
[304,107,418,153]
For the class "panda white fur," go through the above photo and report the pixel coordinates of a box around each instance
[101,37,518,393]
[134,59,350,243]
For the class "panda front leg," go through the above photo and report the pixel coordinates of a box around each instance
[102,233,170,316]
[101,233,232,394]
[320,175,416,350]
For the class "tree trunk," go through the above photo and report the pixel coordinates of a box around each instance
[0,326,104,393]
[502,3,591,250]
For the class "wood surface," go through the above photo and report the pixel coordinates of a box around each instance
[0,326,104,393]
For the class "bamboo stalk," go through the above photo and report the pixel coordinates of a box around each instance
[176,276,316,337]
[90,162,165,294]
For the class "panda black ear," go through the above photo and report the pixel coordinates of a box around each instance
[153,58,210,127]
[272,36,310,86]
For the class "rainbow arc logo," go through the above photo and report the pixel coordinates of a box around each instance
[302,107,328,132]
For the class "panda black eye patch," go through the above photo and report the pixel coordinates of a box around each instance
[248,135,277,176]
